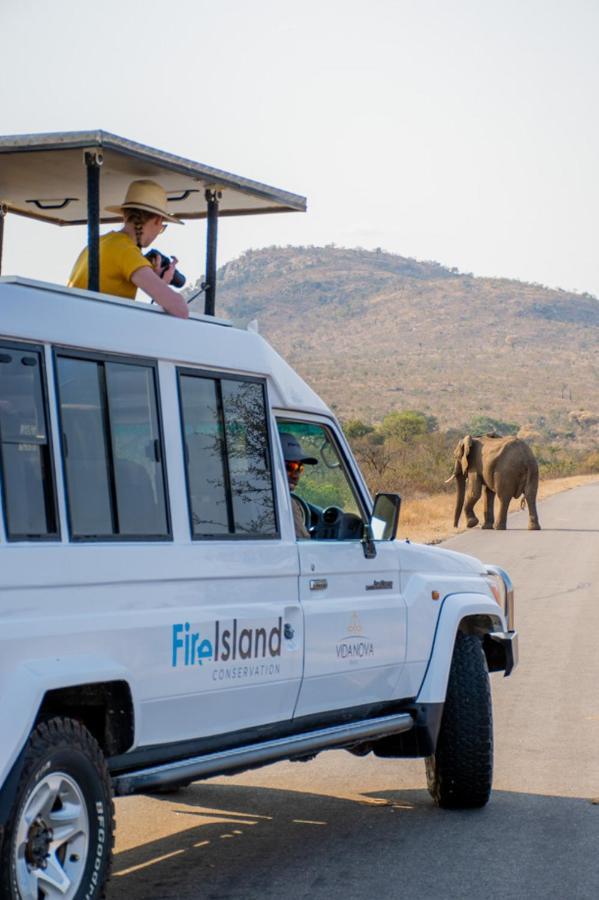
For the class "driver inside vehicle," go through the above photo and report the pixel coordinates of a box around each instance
[279,432,317,539]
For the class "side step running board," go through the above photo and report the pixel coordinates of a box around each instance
[113,712,414,795]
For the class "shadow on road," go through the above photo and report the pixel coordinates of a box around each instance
[110,783,599,900]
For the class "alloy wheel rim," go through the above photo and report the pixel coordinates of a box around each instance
[14,771,89,900]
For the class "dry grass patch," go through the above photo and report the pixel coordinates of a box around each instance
[398,474,599,545]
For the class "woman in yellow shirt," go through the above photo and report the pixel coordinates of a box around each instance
[68,180,189,319]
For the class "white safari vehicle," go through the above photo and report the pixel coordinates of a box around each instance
[0,133,517,900]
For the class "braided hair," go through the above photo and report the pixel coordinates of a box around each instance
[124,208,154,248]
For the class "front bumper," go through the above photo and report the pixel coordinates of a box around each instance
[487,630,519,676]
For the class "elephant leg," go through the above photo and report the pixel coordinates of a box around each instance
[525,488,541,530]
[494,495,510,530]
[482,487,495,529]
[464,476,482,528]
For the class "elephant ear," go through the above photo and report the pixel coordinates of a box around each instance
[461,434,473,476]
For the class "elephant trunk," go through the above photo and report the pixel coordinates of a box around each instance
[453,472,466,527]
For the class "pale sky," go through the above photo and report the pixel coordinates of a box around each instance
[2,0,598,296]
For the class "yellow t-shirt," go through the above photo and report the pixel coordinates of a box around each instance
[68,231,152,300]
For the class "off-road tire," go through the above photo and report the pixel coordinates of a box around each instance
[425,632,493,809]
[0,717,114,900]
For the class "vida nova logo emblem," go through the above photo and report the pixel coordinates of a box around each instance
[336,612,375,661]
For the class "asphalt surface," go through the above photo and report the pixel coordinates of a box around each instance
[109,481,599,900]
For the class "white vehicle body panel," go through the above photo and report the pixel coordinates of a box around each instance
[414,592,505,704]
[0,543,304,783]
[295,540,407,716]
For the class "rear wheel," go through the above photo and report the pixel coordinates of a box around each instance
[0,717,114,900]
[425,632,493,809]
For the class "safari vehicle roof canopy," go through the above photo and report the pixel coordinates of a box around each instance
[0,130,306,314]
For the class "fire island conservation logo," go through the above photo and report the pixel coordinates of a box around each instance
[171,617,284,682]
[335,612,375,662]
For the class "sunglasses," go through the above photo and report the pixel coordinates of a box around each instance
[158,222,168,234]
[286,460,304,475]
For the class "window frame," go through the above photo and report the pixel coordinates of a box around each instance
[176,366,280,541]
[53,346,172,543]
[0,339,61,542]
[275,414,371,535]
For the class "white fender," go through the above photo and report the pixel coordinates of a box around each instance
[415,592,505,705]
[0,656,136,785]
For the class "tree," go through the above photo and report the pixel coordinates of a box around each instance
[380,410,438,442]
[463,416,519,437]
[343,418,374,439]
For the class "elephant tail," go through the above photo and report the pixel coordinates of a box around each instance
[515,473,527,506]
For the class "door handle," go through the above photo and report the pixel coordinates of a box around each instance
[309,578,328,591]
[284,623,295,640]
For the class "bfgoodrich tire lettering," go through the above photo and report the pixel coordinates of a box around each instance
[0,717,114,900]
[425,631,493,809]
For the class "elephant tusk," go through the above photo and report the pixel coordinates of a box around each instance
[444,474,455,484]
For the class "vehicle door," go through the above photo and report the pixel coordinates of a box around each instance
[276,418,407,719]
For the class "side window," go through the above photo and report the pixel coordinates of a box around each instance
[276,420,365,541]
[56,353,169,540]
[0,343,58,540]
[178,370,277,539]
[221,380,277,535]
[179,374,229,536]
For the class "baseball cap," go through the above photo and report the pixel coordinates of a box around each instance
[279,432,318,465]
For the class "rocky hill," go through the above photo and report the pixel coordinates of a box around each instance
[187,246,599,443]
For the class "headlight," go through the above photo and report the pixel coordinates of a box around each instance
[484,565,515,630]
[485,571,505,607]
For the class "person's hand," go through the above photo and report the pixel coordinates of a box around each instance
[151,254,177,285]
[161,256,177,285]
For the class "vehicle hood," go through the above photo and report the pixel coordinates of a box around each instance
[395,540,485,577]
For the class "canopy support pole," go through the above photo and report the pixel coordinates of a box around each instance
[204,189,221,316]
[85,151,102,292]
[0,204,6,276]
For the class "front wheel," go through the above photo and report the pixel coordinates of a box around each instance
[0,717,114,900]
[425,632,493,809]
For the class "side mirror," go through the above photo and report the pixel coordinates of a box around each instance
[370,492,401,541]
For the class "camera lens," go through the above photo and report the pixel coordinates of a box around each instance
[145,250,186,289]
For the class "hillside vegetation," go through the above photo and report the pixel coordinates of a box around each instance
[188,246,599,452]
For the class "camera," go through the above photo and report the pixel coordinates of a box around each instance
[145,249,186,289]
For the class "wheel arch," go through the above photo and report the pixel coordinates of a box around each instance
[0,668,133,844]
[415,592,505,706]
[0,656,138,793]
[36,680,135,757]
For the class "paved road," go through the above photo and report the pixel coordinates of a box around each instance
[109,482,599,900]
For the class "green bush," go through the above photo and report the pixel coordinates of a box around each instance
[379,410,438,442]
[463,415,519,436]
[343,418,374,439]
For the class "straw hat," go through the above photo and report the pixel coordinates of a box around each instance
[105,179,183,224]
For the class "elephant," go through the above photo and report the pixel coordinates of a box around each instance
[447,434,541,531]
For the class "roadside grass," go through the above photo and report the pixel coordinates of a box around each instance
[397,474,599,545]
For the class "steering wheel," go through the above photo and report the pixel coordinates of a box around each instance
[291,493,313,533]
